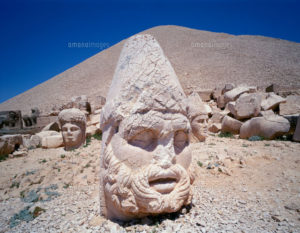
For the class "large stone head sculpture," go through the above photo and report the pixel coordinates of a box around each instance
[100,34,194,221]
[58,108,86,151]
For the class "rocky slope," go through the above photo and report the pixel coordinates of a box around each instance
[1,25,300,114]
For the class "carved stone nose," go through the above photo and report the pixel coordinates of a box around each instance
[159,159,172,169]
[155,142,176,169]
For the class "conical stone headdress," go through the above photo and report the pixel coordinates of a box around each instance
[100,34,188,131]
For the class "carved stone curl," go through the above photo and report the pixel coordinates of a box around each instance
[100,34,194,221]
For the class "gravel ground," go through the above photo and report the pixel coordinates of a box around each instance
[0,136,300,233]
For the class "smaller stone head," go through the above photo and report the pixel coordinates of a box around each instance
[58,108,86,150]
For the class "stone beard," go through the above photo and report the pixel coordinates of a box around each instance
[99,34,195,220]
[100,111,194,220]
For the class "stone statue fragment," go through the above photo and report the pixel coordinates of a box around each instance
[58,108,86,150]
[99,34,194,220]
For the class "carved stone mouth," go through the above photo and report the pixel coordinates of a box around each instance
[149,177,177,194]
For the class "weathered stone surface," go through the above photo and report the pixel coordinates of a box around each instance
[224,86,250,104]
[204,104,212,116]
[217,95,226,109]
[233,93,261,120]
[23,108,40,127]
[221,116,242,134]
[41,135,63,148]
[279,95,300,115]
[36,130,60,138]
[86,125,101,137]
[191,115,207,142]
[0,110,23,130]
[283,114,299,133]
[99,34,194,220]
[36,116,58,129]
[293,115,300,142]
[259,110,275,118]
[240,116,290,139]
[29,135,41,148]
[196,89,213,101]
[187,92,208,117]
[187,92,209,142]
[12,150,28,157]
[87,114,100,126]
[261,92,286,111]
[266,84,276,93]
[71,95,92,115]
[42,122,60,132]
[208,123,221,133]
[0,134,23,156]
[212,88,222,100]
[91,95,106,112]
[248,86,258,93]
[222,83,235,94]
[227,102,237,116]
[58,108,86,151]
[210,112,226,124]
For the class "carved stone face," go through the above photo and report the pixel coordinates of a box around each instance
[61,122,83,150]
[58,108,86,151]
[191,115,208,142]
[111,111,191,170]
[100,34,194,220]
[101,111,193,220]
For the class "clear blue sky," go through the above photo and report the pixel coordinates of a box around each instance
[0,0,299,104]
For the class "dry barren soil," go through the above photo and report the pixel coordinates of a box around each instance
[0,135,299,233]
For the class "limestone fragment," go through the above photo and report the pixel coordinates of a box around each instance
[221,116,242,134]
[58,108,86,151]
[261,92,285,111]
[224,86,250,103]
[100,34,194,220]
[279,95,300,115]
[240,116,290,139]
[233,93,261,120]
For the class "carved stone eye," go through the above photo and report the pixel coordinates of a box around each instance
[174,130,188,153]
[128,130,157,151]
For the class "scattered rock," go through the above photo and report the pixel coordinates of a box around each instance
[12,150,28,157]
[222,83,235,94]
[272,215,284,222]
[196,89,213,102]
[42,122,60,132]
[221,116,243,134]
[0,134,23,156]
[210,112,226,123]
[89,215,105,226]
[259,110,275,118]
[212,88,222,100]
[284,203,300,212]
[240,116,290,139]
[41,135,63,148]
[233,93,261,120]
[208,123,221,133]
[279,95,300,115]
[71,95,92,115]
[261,92,286,111]
[293,115,300,142]
[224,86,250,104]
[86,125,101,137]
[217,95,226,109]
[282,114,299,133]
[88,114,100,126]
